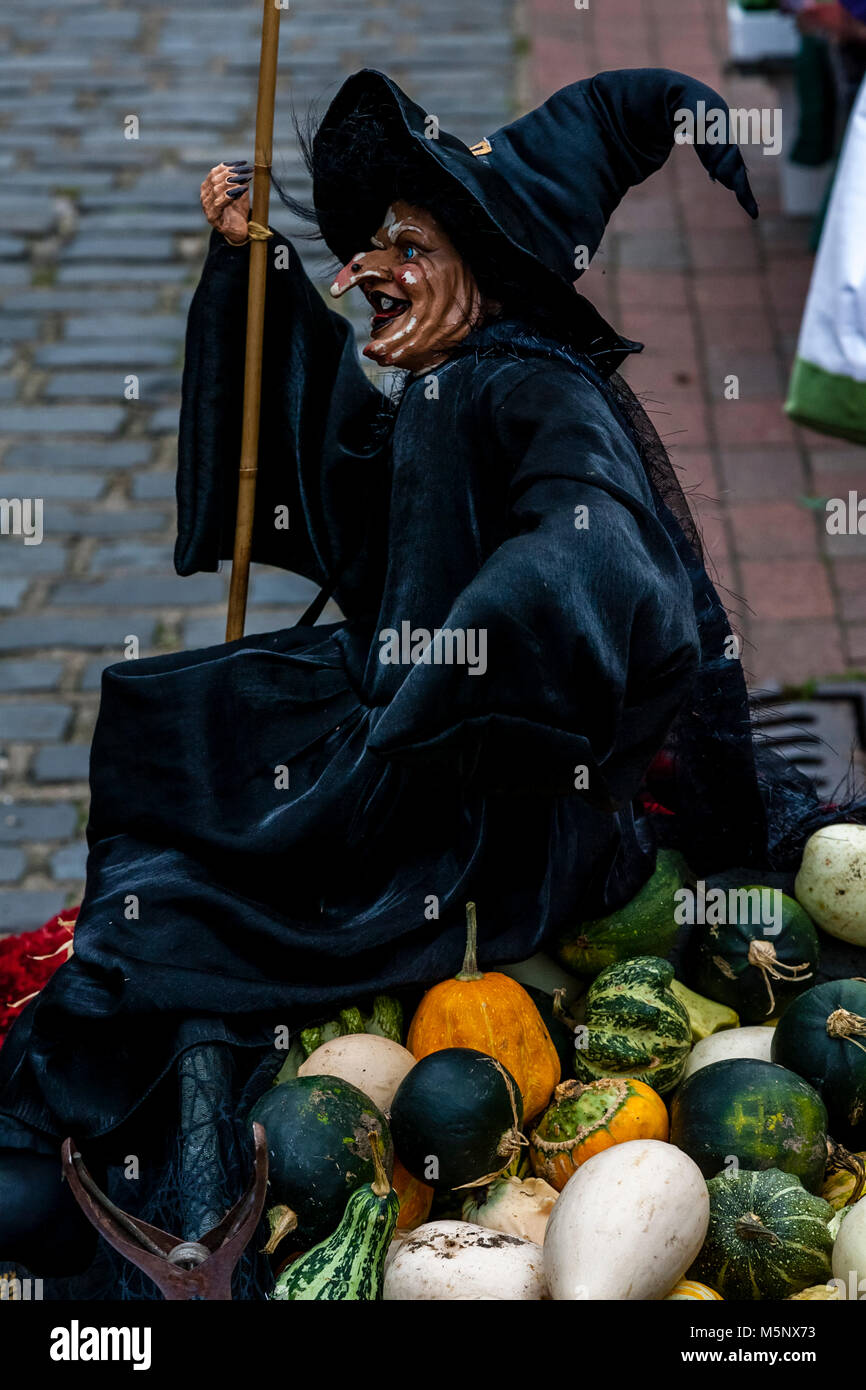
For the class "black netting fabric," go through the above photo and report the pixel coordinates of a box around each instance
[461,330,866,874]
[30,1043,281,1302]
[606,368,706,567]
[607,367,866,869]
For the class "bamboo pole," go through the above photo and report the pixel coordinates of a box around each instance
[225,0,282,642]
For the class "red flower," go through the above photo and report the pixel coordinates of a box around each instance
[0,907,79,1047]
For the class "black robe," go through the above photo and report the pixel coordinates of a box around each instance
[0,231,774,1292]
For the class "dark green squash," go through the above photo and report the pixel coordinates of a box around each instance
[271,1133,399,1300]
[571,955,692,1095]
[772,978,866,1148]
[389,1047,523,1190]
[689,1168,834,1300]
[670,1057,829,1193]
[249,1074,393,1253]
[685,888,819,1023]
[554,849,687,977]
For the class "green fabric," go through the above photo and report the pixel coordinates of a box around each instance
[785,356,866,444]
[792,36,837,167]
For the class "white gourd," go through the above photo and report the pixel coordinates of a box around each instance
[681,1025,775,1081]
[543,1138,709,1300]
[383,1219,548,1300]
[297,1034,415,1114]
[795,824,866,946]
[831,1197,866,1296]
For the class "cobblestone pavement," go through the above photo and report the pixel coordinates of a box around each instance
[0,0,516,931]
[524,0,866,688]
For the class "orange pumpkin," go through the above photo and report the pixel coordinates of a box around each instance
[406,903,560,1121]
[529,1076,669,1190]
[392,1156,434,1231]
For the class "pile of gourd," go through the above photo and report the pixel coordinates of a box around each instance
[251,823,866,1301]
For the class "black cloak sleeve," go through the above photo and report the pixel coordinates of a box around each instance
[175,229,390,618]
[367,360,701,808]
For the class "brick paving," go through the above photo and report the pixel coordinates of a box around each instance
[2,0,865,933]
[0,0,515,930]
[523,0,866,691]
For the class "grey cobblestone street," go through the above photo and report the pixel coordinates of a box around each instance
[0,0,518,931]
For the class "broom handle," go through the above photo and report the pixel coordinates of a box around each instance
[225,0,282,642]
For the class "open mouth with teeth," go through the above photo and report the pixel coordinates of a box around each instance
[366,289,412,336]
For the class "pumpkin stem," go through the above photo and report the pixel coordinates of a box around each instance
[262,1203,298,1256]
[498,1148,530,1181]
[734,1214,781,1245]
[746,940,813,1017]
[826,1008,866,1056]
[552,988,580,1032]
[532,1078,630,1154]
[455,901,484,982]
[368,1130,391,1198]
[453,1058,528,1189]
[552,1079,585,1104]
[826,1139,866,1205]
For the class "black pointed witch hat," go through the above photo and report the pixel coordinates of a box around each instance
[311,67,757,362]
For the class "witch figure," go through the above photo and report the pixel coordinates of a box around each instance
[0,67,860,1297]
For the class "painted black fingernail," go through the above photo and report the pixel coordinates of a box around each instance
[228,161,250,168]
[227,174,251,184]
[226,187,247,199]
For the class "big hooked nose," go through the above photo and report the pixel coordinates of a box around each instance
[329,248,398,298]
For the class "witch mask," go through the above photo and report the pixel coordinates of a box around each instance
[328,201,486,372]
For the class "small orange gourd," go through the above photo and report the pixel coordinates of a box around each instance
[529,1076,669,1190]
[392,1157,434,1231]
[406,903,560,1121]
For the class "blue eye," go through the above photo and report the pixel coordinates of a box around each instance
[404,245,417,260]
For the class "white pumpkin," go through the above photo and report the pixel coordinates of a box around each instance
[543,1138,709,1300]
[384,1228,412,1272]
[462,1176,559,1245]
[383,1219,548,1300]
[795,823,866,946]
[680,1024,775,1081]
[297,1034,415,1114]
[831,1197,866,1297]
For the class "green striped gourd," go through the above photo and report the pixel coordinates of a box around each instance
[688,1168,834,1301]
[271,1134,399,1301]
[299,995,404,1058]
[572,955,692,1095]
